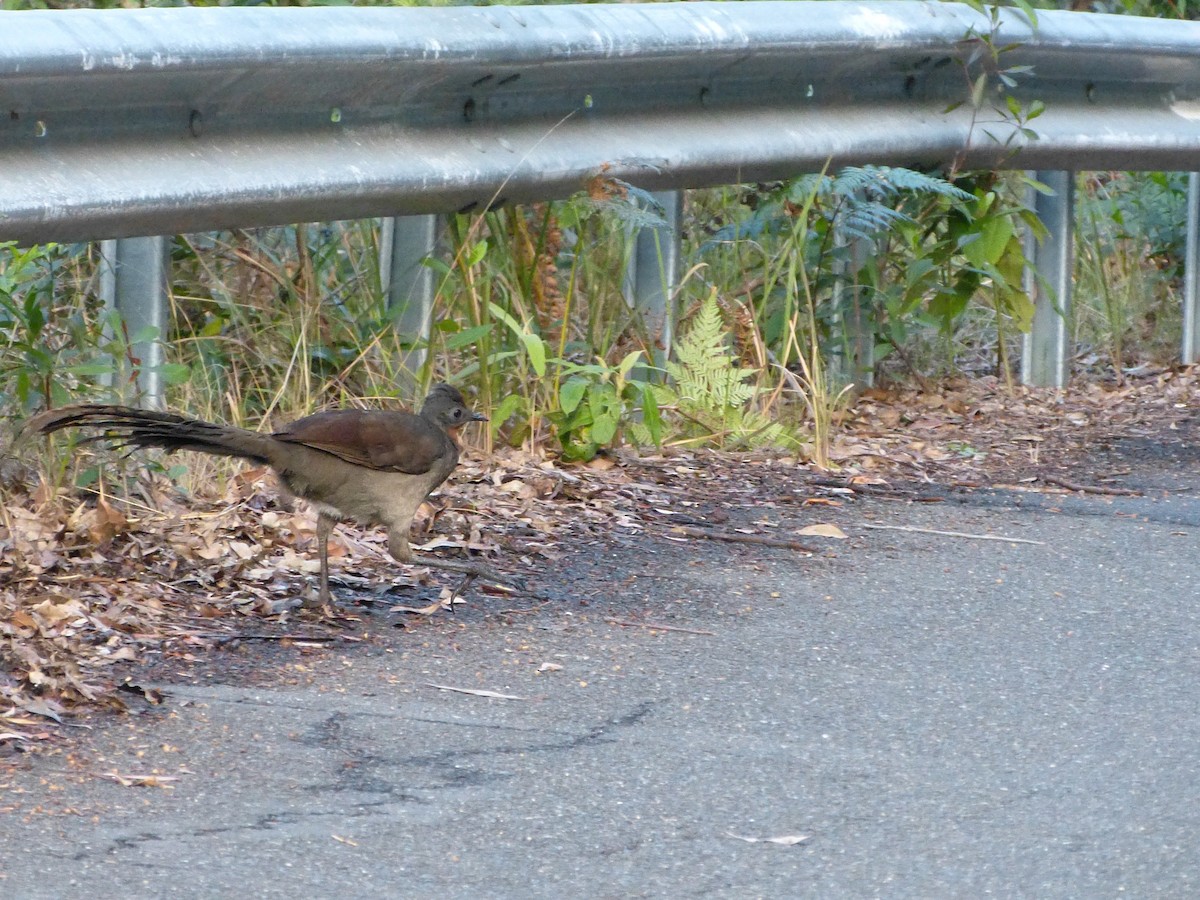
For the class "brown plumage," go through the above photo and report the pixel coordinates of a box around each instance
[22,384,486,606]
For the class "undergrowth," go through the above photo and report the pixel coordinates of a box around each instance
[2,160,1190,493]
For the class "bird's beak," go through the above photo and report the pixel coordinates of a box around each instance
[472,411,488,422]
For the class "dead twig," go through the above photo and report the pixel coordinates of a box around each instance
[182,631,357,644]
[606,619,716,636]
[669,525,817,553]
[799,474,919,498]
[1039,475,1141,497]
[858,523,1044,545]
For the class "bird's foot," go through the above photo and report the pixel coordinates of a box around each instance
[299,582,330,611]
[409,555,527,593]
[445,573,477,614]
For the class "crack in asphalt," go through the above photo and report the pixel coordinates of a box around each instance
[69,803,396,862]
[63,702,658,861]
[296,701,657,795]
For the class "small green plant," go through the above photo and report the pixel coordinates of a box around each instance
[1,242,89,411]
[653,290,796,451]
[549,350,662,462]
[709,158,1053,388]
[775,169,853,468]
[1074,172,1187,373]
[952,0,1042,174]
[0,242,185,415]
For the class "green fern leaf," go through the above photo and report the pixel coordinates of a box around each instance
[665,292,798,450]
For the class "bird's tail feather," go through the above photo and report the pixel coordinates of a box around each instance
[22,404,277,466]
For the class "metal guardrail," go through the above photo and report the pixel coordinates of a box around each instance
[4,1,1200,243]
[3,2,1200,396]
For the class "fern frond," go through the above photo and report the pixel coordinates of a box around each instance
[700,204,788,250]
[839,203,908,240]
[786,174,834,205]
[835,165,973,202]
[663,292,798,450]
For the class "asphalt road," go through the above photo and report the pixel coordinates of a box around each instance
[4,445,1200,898]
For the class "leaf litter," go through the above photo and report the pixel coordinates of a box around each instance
[2,367,1198,737]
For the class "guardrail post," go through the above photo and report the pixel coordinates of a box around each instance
[830,215,875,389]
[1183,173,1200,365]
[624,191,683,375]
[1021,170,1074,388]
[98,236,170,409]
[380,215,440,380]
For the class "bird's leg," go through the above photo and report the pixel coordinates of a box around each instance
[308,512,335,608]
[386,527,522,592]
[386,527,412,564]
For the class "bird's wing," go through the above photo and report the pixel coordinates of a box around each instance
[273,410,447,475]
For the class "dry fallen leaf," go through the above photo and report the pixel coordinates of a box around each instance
[89,497,128,544]
[425,683,526,701]
[18,699,64,723]
[391,600,450,616]
[725,831,810,846]
[796,523,848,539]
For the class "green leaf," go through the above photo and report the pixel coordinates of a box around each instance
[421,256,453,277]
[444,323,494,350]
[590,412,618,445]
[929,290,971,325]
[1003,289,1036,332]
[522,333,547,377]
[63,362,115,377]
[961,215,1014,267]
[487,302,546,375]
[641,386,662,446]
[158,363,192,385]
[616,349,644,379]
[588,384,620,445]
[1009,0,1038,27]
[129,325,162,345]
[559,376,588,414]
[560,440,599,463]
[904,257,936,289]
[970,73,988,109]
[466,240,488,268]
[490,392,527,436]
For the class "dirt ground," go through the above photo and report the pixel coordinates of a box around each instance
[3,367,1199,744]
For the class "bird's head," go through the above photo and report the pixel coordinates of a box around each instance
[421,383,487,431]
